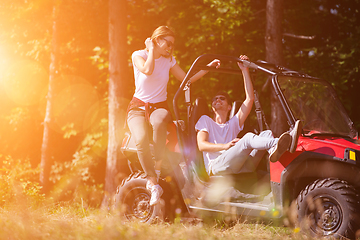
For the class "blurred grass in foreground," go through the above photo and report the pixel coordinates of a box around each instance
[0,156,327,240]
[0,201,325,240]
[0,156,333,240]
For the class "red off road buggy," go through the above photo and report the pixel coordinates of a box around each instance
[116,54,360,239]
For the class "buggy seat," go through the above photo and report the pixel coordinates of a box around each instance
[187,97,210,182]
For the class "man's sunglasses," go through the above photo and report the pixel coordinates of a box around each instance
[162,37,173,48]
[212,96,226,102]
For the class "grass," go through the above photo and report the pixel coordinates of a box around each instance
[0,179,333,240]
[0,199,324,240]
[0,176,342,240]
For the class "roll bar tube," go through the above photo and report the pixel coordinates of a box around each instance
[172,54,277,123]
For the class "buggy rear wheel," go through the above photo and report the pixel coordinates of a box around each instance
[297,178,360,239]
[115,172,164,223]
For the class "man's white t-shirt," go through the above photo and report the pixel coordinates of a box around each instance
[132,49,176,103]
[195,115,243,173]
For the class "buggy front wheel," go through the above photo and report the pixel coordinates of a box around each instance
[296,178,359,239]
[115,172,164,223]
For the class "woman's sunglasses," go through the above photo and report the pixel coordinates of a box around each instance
[161,37,173,48]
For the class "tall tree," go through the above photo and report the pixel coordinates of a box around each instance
[40,0,61,193]
[102,0,130,208]
[265,0,287,136]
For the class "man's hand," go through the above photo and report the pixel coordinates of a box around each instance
[198,131,240,152]
[224,138,240,150]
[237,55,249,71]
[207,59,221,69]
[187,59,220,84]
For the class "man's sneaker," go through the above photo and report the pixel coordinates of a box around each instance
[289,120,302,153]
[269,132,291,163]
[149,184,163,206]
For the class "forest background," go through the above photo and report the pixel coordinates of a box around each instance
[0,0,359,208]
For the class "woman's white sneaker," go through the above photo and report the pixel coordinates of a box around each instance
[149,184,163,206]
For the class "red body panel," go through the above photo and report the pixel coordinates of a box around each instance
[270,136,360,183]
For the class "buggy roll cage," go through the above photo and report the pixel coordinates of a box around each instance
[172,54,314,121]
[172,54,306,156]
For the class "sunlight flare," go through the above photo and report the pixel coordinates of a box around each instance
[2,60,48,106]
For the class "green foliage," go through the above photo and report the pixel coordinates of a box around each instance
[283,0,360,129]
[0,0,110,167]
[90,46,109,71]
[0,155,44,207]
[49,124,107,206]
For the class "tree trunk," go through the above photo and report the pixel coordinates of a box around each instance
[102,0,129,209]
[265,0,288,136]
[40,1,60,193]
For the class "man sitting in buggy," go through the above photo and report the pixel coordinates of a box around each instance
[195,55,302,177]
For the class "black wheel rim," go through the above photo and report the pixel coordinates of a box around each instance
[125,190,152,222]
[306,195,343,236]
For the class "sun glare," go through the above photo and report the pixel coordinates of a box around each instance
[50,75,101,135]
[0,52,102,136]
[2,59,48,106]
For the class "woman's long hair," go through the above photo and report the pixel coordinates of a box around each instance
[149,26,175,58]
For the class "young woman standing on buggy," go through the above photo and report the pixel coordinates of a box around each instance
[127,25,220,205]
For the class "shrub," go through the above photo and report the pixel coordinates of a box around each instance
[0,155,44,207]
